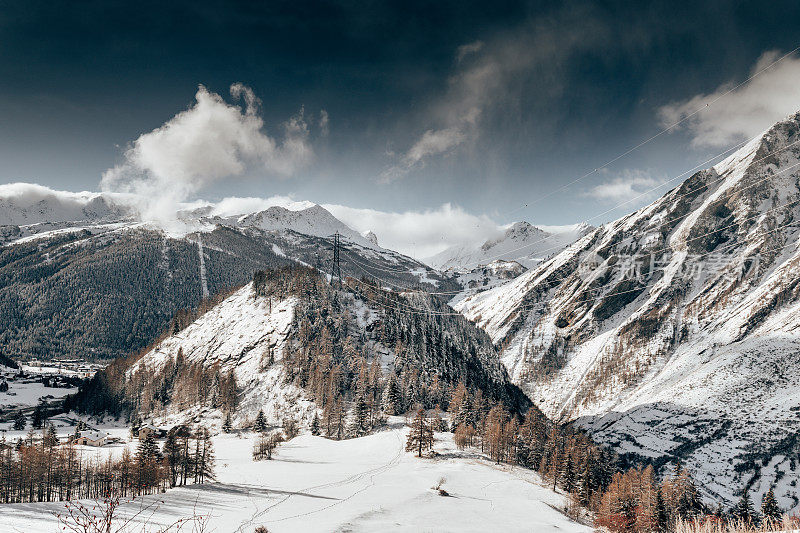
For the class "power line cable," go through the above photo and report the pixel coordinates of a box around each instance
[514,46,800,211]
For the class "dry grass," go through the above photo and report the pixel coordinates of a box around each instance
[675,516,800,533]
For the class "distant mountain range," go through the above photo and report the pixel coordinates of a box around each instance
[0,187,452,361]
[426,221,592,271]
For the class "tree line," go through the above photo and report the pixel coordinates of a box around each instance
[0,425,214,504]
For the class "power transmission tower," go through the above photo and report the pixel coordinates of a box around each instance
[330,232,342,287]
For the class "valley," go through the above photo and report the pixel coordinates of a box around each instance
[0,421,590,533]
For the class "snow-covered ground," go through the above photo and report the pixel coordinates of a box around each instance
[0,382,76,409]
[0,423,590,533]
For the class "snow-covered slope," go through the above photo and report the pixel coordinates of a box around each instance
[126,273,528,429]
[427,221,592,271]
[129,285,315,428]
[0,183,127,226]
[456,111,800,509]
[236,204,374,247]
[448,260,528,308]
[0,424,590,533]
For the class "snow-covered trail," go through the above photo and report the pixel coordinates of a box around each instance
[196,234,209,299]
[0,428,591,533]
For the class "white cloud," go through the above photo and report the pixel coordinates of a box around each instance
[403,128,466,166]
[587,169,664,202]
[322,202,501,258]
[381,14,599,182]
[206,195,315,217]
[0,182,97,204]
[659,50,800,148]
[101,83,313,232]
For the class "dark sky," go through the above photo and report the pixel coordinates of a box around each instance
[2,0,800,228]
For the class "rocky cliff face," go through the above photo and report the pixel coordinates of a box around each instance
[456,111,800,509]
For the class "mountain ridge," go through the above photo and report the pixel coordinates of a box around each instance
[427,221,592,271]
[455,110,800,509]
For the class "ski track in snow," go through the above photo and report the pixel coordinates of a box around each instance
[235,428,403,531]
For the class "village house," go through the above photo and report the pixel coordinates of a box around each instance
[138,423,166,440]
[74,430,108,447]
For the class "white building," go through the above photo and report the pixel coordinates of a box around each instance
[74,430,108,447]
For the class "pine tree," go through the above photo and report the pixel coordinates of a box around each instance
[32,402,45,429]
[43,424,59,448]
[348,394,369,437]
[222,412,232,433]
[13,411,26,430]
[731,489,756,524]
[655,486,668,532]
[761,487,781,524]
[562,452,576,494]
[310,413,320,436]
[129,415,141,439]
[382,374,402,415]
[405,409,435,457]
[578,456,593,506]
[135,433,161,493]
[136,432,161,461]
[253,410,268,433]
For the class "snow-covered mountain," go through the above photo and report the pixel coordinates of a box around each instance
[0,189,453,361]
[427,221,592,271]
[448,260,528,308]
[129,284,316,427]
[0,183,129,226]
[456,111,800,510]
[117,269,529,429]
[234,204,374,247]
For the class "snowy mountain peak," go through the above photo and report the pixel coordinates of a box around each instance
[455,109,800,509]
[480,222,546,252]
[232,204,373,246]
[428,221,592,271]
[363,230,379,246]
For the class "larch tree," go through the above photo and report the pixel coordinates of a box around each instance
[405,409,435,458]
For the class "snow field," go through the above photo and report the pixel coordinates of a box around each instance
[0,424,591,533]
